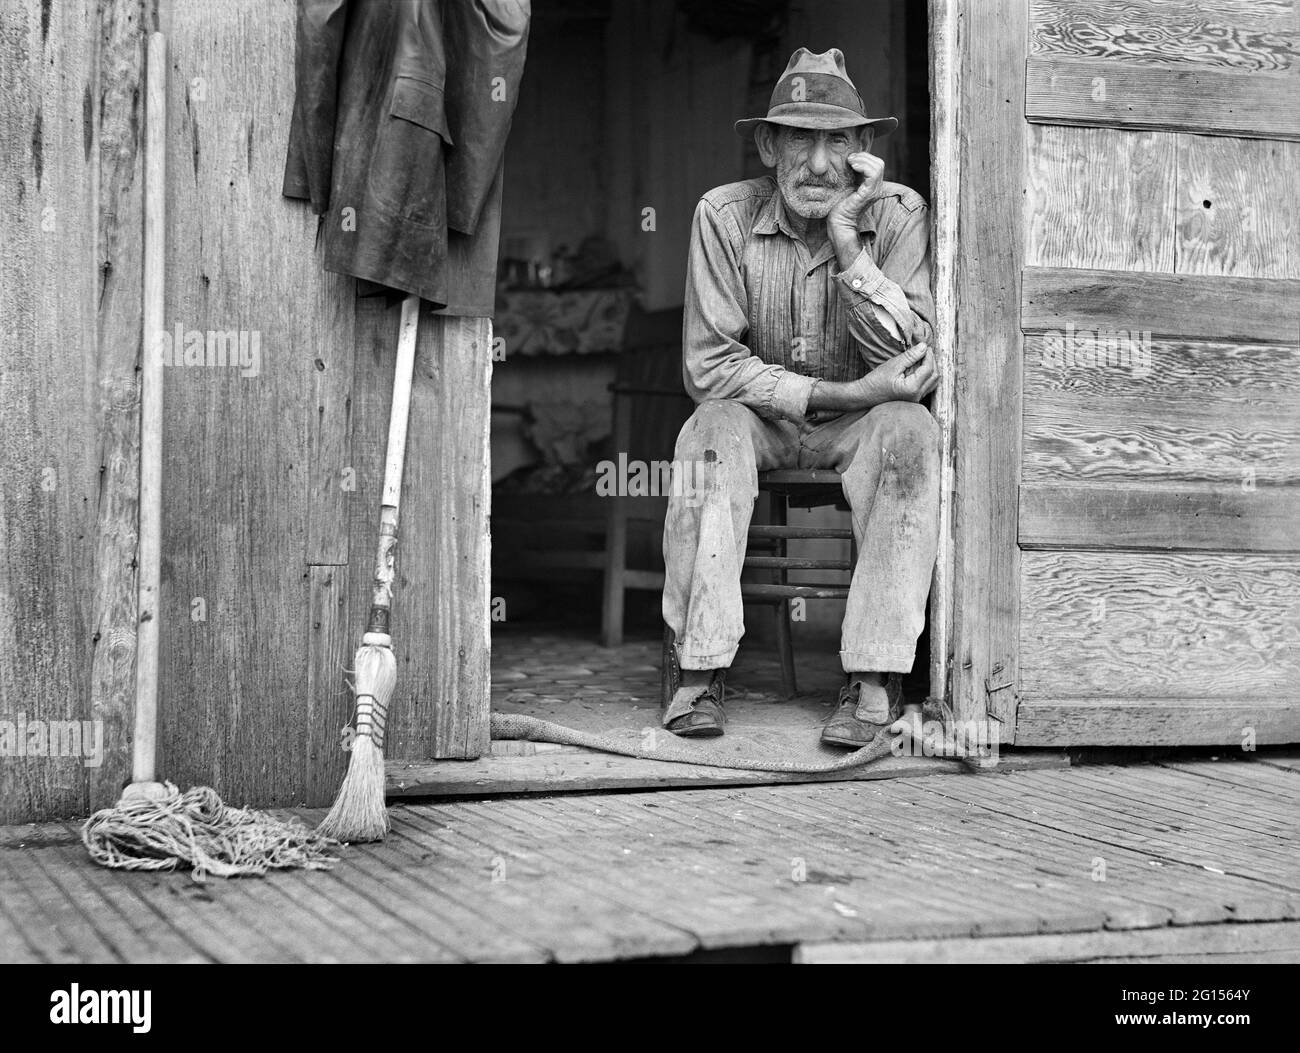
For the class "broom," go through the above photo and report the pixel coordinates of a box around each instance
[83,32,338,879]
[316,292,422,842]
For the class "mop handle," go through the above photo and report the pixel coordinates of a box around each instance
[364,294,421,639]
[132,31,167,785]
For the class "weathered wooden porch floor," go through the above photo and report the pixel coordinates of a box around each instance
[2,756,1297,963]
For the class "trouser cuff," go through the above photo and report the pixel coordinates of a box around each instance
[840,647,917,673]
[676,647,737,671]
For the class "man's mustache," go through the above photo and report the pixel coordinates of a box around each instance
[796,175,845,190]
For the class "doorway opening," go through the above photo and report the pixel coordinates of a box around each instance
[489,0,937,777]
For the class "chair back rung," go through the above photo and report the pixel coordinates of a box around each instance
[740,583,851,601]
[757,469,843,485]
[744,555,851,571]
[747,525,851,540]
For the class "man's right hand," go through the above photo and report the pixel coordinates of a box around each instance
[804,342,938,415]
[862,342,937,403]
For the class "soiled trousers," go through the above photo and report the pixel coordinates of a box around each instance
[662,399,940,673]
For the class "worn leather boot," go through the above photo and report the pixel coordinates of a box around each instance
[663,670,727,738]
[820,674,901,748]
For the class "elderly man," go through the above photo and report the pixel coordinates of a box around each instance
[661,47,939,746]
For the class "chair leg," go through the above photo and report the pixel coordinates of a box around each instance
[771,494,797,698]
[601,497,627,648]
[775,601,797,699]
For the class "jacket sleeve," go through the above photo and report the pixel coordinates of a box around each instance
[831,201,935,371]
[441,0,531,236]
[282,0,349,214]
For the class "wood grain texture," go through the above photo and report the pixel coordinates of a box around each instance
[928,0,960,706]
[949,0,1025,730]
[386,749,1066,798]
[404,314,492,759]
[1176,134,1300,279]
[1023,396,1300,483]
[156,0,318,804]
[1030,0,1300,72]
[305,565,349,803]
[349,306,492,762]
[86,0,149,808]
[1026,57,1300,139]
[1020,482,1300,552]
[1014,699,1300,744]
[1022,267,1300,344]
[1022,333,1300,486]
[1025,125,1176,272]
[1024,335,1300,397]
[799,920,1300,963]
[0,0,101,822]
[304,271,356,565]
[7,765,1300,962]
[1019,551,1300,699]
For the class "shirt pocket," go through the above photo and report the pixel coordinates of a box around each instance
[367,76,452,228]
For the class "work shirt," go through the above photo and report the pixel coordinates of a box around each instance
[682,175,934,422]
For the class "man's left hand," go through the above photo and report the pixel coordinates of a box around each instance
[827,150,885,260]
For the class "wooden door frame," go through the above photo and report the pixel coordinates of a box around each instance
[928,0,1026,738]
[457,1,1009,764]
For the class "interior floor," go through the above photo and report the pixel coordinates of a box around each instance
[398,620,1054,798]
[494,623,855,746]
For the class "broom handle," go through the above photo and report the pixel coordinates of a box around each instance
[364,294,421,641]
[132,31,167,786]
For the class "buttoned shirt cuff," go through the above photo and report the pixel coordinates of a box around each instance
[832,248,888,301]
[770,371,816,422]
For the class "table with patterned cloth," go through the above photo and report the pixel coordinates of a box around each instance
[493,288,638,356]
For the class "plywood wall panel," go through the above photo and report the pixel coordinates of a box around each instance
[1025,58,1300,139]
[1023,334,1300,484]
[1030,0,1300,72]
[1026,124,1176,271]
[1014,698,1299,745]
[1024,396,1300,483]
[1020,551,1300,698]
[1176,134,1300,279]
[1024,335,1300,398]
[1022,267,1300,344]
[1020,482,1300,553]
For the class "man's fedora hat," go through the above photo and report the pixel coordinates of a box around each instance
[735,47,897,138]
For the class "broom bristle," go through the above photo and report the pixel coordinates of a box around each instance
[318,643,394,842]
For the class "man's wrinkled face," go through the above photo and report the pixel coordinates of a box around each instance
[767,125,866,219]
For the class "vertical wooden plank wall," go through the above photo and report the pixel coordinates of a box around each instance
[1015,0,1300,743]
[348,305,491,762]
[155,0,319,801]
[157,0,491,790]
[928,0,960,709]
[948,0,1027,729]
[0,0,493,823]
[0,0,112,823]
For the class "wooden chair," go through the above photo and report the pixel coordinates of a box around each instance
[661,469,854,706]
[743,470,853,699]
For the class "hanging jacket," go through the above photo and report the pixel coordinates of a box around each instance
[282,0,530,314]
